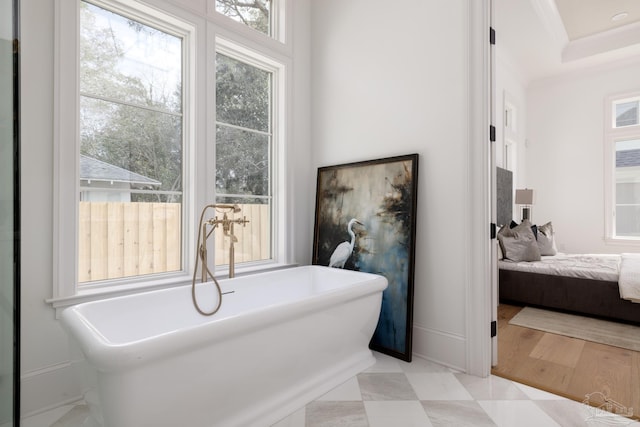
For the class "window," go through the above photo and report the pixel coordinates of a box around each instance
[53,0,290,306]
[215,0,274,37]
[502,92,518,173]
[614,139,640,237]
[78,1,184,283]
[614,98,639,128]
[54,0,197,301]
[214,49,276,266]
[605,92,640,241]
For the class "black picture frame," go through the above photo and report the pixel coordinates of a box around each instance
[312,154,418,362]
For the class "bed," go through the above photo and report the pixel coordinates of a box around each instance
[499,253,640,325]
[496,167,640,325]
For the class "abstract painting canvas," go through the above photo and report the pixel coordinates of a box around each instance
[312,154,418,361]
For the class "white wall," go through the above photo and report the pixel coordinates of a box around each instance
[19,0,312,417]
[310,0,476,369]
[526,59,640,254]
[20,0,486,417]
[20,0,79,415]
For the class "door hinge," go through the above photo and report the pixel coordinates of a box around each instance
[490,223,496,239]
[490,125,496,142]
[490,27,496,45]
[491,320,497,338]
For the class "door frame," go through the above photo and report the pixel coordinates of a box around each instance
[465,0,495,377]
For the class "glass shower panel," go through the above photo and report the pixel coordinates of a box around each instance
[0,0,18,425]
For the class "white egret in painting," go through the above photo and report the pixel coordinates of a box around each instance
[329,218,363,268]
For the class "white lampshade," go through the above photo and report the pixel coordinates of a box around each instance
[515,189,534,205]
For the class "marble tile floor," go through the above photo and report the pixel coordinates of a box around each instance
[23,352,640,427]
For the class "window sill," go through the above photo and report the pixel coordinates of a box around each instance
[47,262,298,317]
[604,237,640,247]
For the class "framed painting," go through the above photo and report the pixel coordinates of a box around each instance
[312,154,418,362]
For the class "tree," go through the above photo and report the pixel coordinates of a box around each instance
[79,1,273,204]
[215,0,270,35]
[79,2,183,202]
[215,53,271,201]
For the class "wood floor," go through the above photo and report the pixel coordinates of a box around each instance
[492,304,640,420]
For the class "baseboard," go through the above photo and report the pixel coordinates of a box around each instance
[412,323,466,372]
[20,361,83,418]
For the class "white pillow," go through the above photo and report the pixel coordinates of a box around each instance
[537,221,557,256]
[497,219,541,262]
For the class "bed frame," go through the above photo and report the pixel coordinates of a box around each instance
[499,269,640,325]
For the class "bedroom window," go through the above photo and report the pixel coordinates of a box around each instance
[502,92,518,173]
[613,97,639,128]
[605,92,640,242]
[614,139,640,238]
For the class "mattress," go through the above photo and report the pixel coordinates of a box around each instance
[498,253,620,282]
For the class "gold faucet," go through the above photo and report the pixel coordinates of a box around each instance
[199,204,249,280]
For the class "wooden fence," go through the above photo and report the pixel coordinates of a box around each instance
[78,202,270,283]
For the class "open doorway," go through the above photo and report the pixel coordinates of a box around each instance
[491,0,640,417]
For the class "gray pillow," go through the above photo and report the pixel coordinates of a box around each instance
[537,221,557,256]
[497,219,541,262]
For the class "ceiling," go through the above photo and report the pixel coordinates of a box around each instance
[555,0,640,40]
[495,0,640,84]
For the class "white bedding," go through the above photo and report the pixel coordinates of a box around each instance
[498,252,620,282]
[619,253,640,303]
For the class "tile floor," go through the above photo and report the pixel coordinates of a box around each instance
[23,352,640,427]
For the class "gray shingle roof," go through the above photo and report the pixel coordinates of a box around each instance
[80,155,161,187]
[617,106,638,127]
[617,149,640,168]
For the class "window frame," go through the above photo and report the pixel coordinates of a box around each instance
[209,35,288,270]
[612,96,640,129]
[209,0,287,44]
[604,90,640,244]
[53,0,198,305]
[51,0,292,312]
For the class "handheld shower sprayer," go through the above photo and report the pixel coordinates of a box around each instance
[191,203,249,316]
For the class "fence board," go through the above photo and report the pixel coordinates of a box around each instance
[166,204,181,272]
[107,203,124,278]
[123,203,140,277]
[138,203,154,275]
[78,202,92,282]
[89,202,108,281]
[153,204,167,273]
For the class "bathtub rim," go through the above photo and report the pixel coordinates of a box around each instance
[60,265,388,372]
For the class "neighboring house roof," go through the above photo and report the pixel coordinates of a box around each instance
[80,155,161,188]
[616,149,640,168]
[617,106,638,127]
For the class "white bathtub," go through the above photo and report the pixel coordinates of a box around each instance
[60,265,387,427]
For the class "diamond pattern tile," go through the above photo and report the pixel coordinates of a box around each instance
[29,351,640,427]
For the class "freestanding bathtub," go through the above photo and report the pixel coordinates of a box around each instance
[60,265,387,427]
